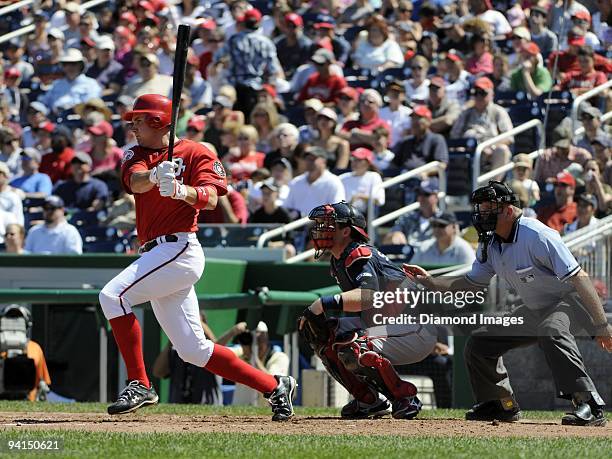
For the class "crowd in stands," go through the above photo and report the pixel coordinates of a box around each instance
[0,0,610,261]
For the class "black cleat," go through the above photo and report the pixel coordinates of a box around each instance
[465,399,521,422]
[391,395,422,420]
[265,375,297,421]
[562,402,607,427]
[341,397,392,419]
[107,380,159,415]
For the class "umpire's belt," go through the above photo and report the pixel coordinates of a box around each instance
[141,234,179,253]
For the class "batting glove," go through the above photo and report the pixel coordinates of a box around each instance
[149,161,175,186]
[159,173,188,200]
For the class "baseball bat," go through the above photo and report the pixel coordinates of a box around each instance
[167,24,191,162]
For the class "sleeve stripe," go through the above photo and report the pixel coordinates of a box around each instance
[559,265,581,283]
[465,274,490,287]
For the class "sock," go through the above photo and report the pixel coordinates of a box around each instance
[109,313,150,388]
[205,343,277,394]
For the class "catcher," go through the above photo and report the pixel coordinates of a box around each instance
[299,201,436,419]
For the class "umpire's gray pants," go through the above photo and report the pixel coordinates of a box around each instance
[464,302,605,404]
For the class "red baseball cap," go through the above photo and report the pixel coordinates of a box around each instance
[237,8,262,23]
[411,105,432,120]
[568,33,586,46]
[522,41,540,56]
[445,51,462,63]
[351,147,374,164]
[316,37,333,52]
[38,121,55,133]
[4,67,20,79]
[119,12,137,25]
[260,83,277,98]
[473,77,494,91]
[338,87,358,101]
[284,12,303,27]
[554,171,576,187]
[429,76,446,88]
[571,10,591,22]
[88,120,113,137]
[187,115,206,132]
[138,0,156,13]
[200,18,217,30]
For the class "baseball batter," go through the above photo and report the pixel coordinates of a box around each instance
[299,202,436,419]
[99,94,296,421]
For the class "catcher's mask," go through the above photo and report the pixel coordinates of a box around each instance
[308,201,369,259]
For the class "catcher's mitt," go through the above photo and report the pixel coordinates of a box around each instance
[298,309,335,352]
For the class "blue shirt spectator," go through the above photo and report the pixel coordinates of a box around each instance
[52,152,109,210]
[25,195,83,254]
[9,149,53,197]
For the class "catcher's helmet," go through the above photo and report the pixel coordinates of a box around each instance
[308,201,369,257]
[123,93,172,129]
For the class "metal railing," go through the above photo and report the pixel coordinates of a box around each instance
[571,80,612,139]
[256,216,309,249]
[0,0,110,45]
[476,149,543,185]
[0,0,33,17]
[573,110,612,139]
[472,118,545,191]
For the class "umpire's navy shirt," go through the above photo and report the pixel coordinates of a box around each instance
[466,216,581,310]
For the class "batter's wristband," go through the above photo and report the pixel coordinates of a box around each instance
[194,186,210,209]
[321,294,343,312]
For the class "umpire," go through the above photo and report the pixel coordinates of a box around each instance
[409,181,612,426]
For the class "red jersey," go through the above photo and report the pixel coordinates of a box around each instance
[227,151,265,182]
[537,202,577,233]
[40,147,75,183]
[548,52,612,74]
[341,116,391,150]
[559,70,607,92]
[121,139,228,243]
[298,73,347,103]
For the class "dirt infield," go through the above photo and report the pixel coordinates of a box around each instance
[1,412,610,438]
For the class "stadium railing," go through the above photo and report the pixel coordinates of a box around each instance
[0,0,34,17]
[570,80,612,140]
[573,109,612,139]
[476,148,544,186]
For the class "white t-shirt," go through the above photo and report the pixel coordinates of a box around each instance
[404,79,430,104]
[284,170,346,216]
[0,189,24,226]
[444,71,471,105]
[0,209,18,244]
[352,39,404,72]
[25,221,83,254]
[477,10,512,37]
[379,105,412,147]
[340,171,385,214]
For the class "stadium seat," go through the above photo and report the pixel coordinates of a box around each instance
[446,138,477,197]
[22,197,46,209]
[378,244,414,263]
[494,90,529,108]
[24,210,44,228]
[69,210,104,227]
[371,67,411,92]
[78,226,120,243]
[225,225,277,247]
[197,226,224,247]
[82,238,130,253]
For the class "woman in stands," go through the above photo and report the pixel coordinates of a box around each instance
[311,108,350,171]
[250,102,280,155]
[352,15,404,74]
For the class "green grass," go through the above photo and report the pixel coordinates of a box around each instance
[0,431,610,459]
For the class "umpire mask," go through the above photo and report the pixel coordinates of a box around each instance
[471,181,519,237]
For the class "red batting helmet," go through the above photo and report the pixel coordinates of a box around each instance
[123,94,172,129]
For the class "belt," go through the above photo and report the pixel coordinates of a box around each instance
[140,234,179,253]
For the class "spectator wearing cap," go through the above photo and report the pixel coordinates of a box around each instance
[450,77,513,177]
[340,148,385,215]
[576,105,609,154]
[487,53,511,93]
[86,121,124,175]
[31,28,65,79]
[383,178,442,246]
[213,7,282,116]
[427,76,461,137]
[583,160,612,215]
[563,194,600,234]
[405,55,431,104]
[205,96,243,156]
[533,125,592,184]
[264,123,300,171]
[185,116,207,143]
[249,180,291,224]
[510,42,553,98]
[340,89,391,151]
[53,2,83,45]
[2,39,35,83]
[442,51,471,105]
[85,35,126,98]
[411,211,476,265]
[24,195,83,254]
[39,127,76,184]
[392,105,448,172]
[336,87,360,127]
[3,67,29,124]
[549,0,589,35]
[25,10,51,59]
[32,121,56,155]
[38,48,102,114]
[311,108,350,170]
[249,102,280,154]
[511,153,540,207]
[507,26,531,70]
[298,98,324,144]
[312,15,350,65]
[121,52,173,98]
[226,125,265,183]
[9,149,53,198]
[194,20,222,76]
[67,11,100,50]
[395,21,422,57]
[53,151,109,211]
[0,161,24,227]
[21,103,50,149]
[438,14,470,55]
[283,146,345,217]
[468,0,512,38]
[465,33,493,76]
[297,49,347,104]
[113,26,137,79]
[536,172,578,232]
[0,128,23,177]
[338,0,375,27]
[380,80,412,148]
[557,46,608,97]
[591,135,611,187]
[274,13,313,80]
[352,15,404,73]
[528,6,558,57]
[547,32,612,76]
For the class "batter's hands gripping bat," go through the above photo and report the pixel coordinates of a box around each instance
[167,24,191,162]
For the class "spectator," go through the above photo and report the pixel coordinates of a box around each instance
[547,32,612,76]
[593,0,611,48]
[510,42,553,98]
[439,14,470,54]
[442,51,471,105]
[404,56,431,104]
[249,181,291,224]
[576,105,609,154]
[57,2,83,44]
[298,98,323,144]
[380,80,412,148]
[371,127,395,173]
[3,67,29,124]
[274,13,313,80]
[583,160,612,215]
[185,53,212,112]
[85,35,125,98]
[226,125,265,182]
[297,49,347,104]
[352,15,404,73]
[101,190,136,233]
[283,146,345,217]
[204,94,242,156]
[2,39,35,84]
[185,116,207,143]
[549,0,589,35]
[67,11,99,49]
[21,103,51,149]
[196,23,224,80]
[339,0,375,27]
[340,89,391,150]
[383,178,442,247]
[121,52,173,99]
[249,102,279,154]
[563,193,599,234]
[468,0,511,38]
[465,34,493,76]
[528,6,558,57]
[393,105,448,172]
[312,15,351,65]
[38,49,102,114]
[25,10,51,60]
[336,87,360,126]
[0,128,23,177]
[410,211,476,265]
[419,32,440,69]
[311,108,350,170]
[533,126,592,183]
[9,149,53,198]
[511,153,540,208]
[557,46,607,96]
[86,121,123,176]
[340,148,385,215]
[488,53,511,92]
[507,27,531,70]
[4,223,26,254]
[53,152,109,211]
[24,195,83,254]
[427,76,461,137]
[39,126,75,184]
[450,77,513,177]
[0,161,24,227]
[591,136,612,186]
[537,171,578,232]
[264,123,300,170]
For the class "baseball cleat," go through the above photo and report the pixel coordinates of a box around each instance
[561,402,607,427]
[465,399,521,422]
[266,375,297,422]
[341,397,392,419]
[107,380,159,415]
[391,395,422,419]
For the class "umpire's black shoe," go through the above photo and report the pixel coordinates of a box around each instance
[265,375,297,422]
[341,397,392,419]
[465,398,521,422]
[107,380,159,415]
[561,402,606,427]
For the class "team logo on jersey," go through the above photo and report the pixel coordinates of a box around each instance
[213,160,226,177]
[122,149,134,164]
